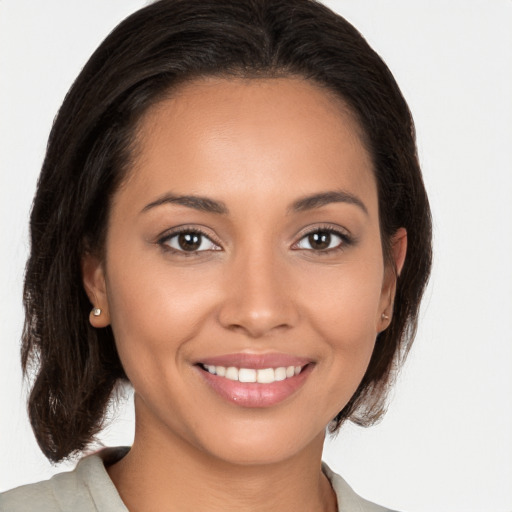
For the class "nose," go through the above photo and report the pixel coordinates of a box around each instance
[217,248,299,338]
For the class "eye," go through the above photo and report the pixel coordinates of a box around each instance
[294,229,348,252]
[160,229,220,253]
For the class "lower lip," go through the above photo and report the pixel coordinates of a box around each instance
[197,364,313,408]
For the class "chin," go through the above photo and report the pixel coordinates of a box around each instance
[190,416,327,467]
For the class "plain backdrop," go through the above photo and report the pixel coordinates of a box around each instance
[1,1,511,511]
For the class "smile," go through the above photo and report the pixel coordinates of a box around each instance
[201,364,303,383]
[196,354,313,408]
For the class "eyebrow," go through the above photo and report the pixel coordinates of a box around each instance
[141,189,367,216]
[290,190,368,215]
[141,193,228,215]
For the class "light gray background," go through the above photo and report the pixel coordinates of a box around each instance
[1,1,511,511]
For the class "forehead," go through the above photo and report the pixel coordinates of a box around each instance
[119,77,377,216]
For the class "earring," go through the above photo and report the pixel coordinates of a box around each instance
[92,307,102,317]
[381,313,390,321]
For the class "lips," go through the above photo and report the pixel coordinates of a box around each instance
[195,353,313,408]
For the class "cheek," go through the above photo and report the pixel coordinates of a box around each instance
[296,255,384,397]
[299,259,384,339]
[104,253,221,368]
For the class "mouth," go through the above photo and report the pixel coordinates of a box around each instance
[195,354,313,408]
[199,363,304,383]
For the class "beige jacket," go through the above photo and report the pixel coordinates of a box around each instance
[0,447,396,512]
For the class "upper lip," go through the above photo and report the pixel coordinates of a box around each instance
[197,352,312,369]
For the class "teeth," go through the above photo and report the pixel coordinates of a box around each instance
[238,368,257,383]
[274,367,287,381]
[225,367,239,381]
[257,368,275,384]
[203,364,303,383]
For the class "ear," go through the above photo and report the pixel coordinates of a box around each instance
[81,252,111,328]
[378,227,407,331]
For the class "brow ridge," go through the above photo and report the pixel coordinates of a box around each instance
[290,190,368,215]
[141,193,228,214]
[142,189,366,216]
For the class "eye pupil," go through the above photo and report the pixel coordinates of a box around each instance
[178,232,201,251]
[308,231,331,250]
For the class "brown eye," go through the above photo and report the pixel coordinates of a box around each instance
[308,231,332,250]
[295,229,346,252]
[162,230,220,253]
[178,232,201,251]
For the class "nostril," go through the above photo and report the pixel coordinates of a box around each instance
[224,320,293,338]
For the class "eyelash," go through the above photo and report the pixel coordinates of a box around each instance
[157,225,353,256]
[157,227,221,257]
[292,225,353,255]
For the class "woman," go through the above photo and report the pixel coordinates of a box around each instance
[0,0,431,510]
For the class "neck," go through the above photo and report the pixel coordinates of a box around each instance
[108,398,337,512]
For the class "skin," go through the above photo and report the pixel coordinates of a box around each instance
[83,77,406,512]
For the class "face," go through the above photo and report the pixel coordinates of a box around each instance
[84,77,405,466]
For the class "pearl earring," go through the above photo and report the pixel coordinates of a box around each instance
[92,307,102,317]
[381,313,389,321]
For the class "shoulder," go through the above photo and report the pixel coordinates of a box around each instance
[322,463,400,512]
[0,447,129,512]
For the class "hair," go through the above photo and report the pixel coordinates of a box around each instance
[22,0,432,463]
